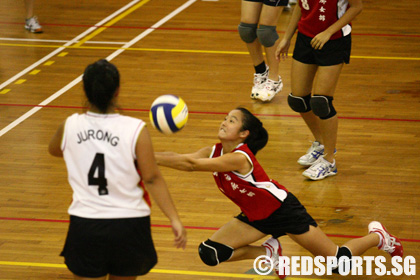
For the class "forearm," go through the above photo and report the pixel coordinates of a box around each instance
[144,176,181,223]
[155,152,195,171]
[283,5,301,41]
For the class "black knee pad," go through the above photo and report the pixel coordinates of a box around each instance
[310,95,337,119]
[238,22,258,43]
[332,246,353,274]
[198,239,234,266]
[288,93,312,113]
[256,25,279,47]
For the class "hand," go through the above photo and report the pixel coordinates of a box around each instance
[310,31,332,50]
[171,219,187,249]
[276,39,291,61]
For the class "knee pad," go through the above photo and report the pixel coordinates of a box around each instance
[310,95,337,119]
[198,239,234,266]
[332,246,353,274]
[256,25,279,47]
[288,93,312,113]
[238,22,258,43]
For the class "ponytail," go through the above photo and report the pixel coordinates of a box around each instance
[236,107,268,155]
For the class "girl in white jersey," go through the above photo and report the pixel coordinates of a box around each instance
[49,59,187,280]
[276,0,363,180]
[156,107,402,279]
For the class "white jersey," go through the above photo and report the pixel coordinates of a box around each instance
[61,112,151,219]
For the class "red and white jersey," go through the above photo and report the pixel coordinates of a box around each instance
[210,143,288,222]
[61,112,151,219]
[298,0,352,40]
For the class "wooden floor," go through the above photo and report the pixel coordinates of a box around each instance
[1,0,419,279]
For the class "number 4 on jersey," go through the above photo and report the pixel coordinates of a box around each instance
[88,153,109,195]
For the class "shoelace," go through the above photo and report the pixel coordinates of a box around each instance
[383,236,401,253]
[310,150,323,158]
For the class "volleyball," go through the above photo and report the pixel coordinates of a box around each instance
[149,95,188,134]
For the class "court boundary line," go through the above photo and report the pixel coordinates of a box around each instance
[0,37,128,45]
[0,0,197,138]
[0,216,418,243]
[1,42,419,61]
[1,103,419,123]
[0,0,144,91]
[0,261,323,279]
[1,21,420,38]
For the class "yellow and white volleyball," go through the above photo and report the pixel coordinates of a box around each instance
[149,95,188,134]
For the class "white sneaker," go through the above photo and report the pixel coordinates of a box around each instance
[262,238,286,279]
[302,156,337,180]
[297,141,325,166]
[368,221,403,257]
[289,0,297,4]
[251,68,269,99]
[254,76,283,102]
[25,16,43,33]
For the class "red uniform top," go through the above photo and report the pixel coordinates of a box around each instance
[298,0,352,40]
[210,143,288,222]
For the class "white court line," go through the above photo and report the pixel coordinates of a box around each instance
[0,0,197,138]
[0,37,128,45]
[0,0,142,91]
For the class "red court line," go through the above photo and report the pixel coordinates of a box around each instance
[0,216,419,243]
[1,103,420,123]
[1,21,420,38]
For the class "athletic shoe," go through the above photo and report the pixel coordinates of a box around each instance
[297,141,325,166]
[302,156,337,180]
[289,0,297,4]
[262,237,286,279]
[254,76,283,102]
[25,16,43,33]
[368,221,403,257]
[251,68,269,99]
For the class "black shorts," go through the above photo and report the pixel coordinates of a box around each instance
[236,193,317,238]
[245,0,289,7]
[61,215,157,278]
[293,32,352,66]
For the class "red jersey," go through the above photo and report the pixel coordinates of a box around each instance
[298,0,352,40]
[210,143,288,222]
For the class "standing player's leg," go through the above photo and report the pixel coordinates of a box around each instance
[255,2,286,101]
[239,1,266,98]
[24,0,43,33]
[288,58,323,167]
[301,63,342,180]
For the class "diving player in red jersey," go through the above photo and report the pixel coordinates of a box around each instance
[156,107,402,278]
[276,0,363,180]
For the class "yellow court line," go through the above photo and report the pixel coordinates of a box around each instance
[0,261,325,280]
[43,61,55,66]
[1,42,419,61]
[73,0,151,47]
[14,79,26,84]
[0,89,11,94]
[29,69,41,75]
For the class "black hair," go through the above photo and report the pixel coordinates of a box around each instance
[83,59,120,113]
[236,107,268,155]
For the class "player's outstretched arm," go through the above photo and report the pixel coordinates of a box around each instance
[156,148,252,174]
